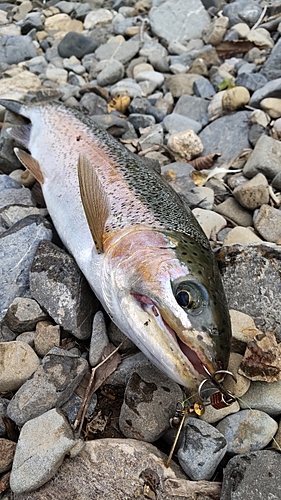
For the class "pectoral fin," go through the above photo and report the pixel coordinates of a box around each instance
[78,153,110,254]
[8,124,31,149]
[14,148,44,184]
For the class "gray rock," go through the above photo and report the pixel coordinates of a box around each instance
[108,321,136,353]
[128,113,156,130]
[55,1,75,14]
[20,13,44,35]
[3,297,48,333]
[163,113,202,134]
[7,347,89,426]
[0,186,34,210]
[79,92,108,116]
[150,0,210,45]
[272,171,281,189]
[11,439,189,500]
[128,97,165,122]
[106,352,153,386]
[0,216,53,322]
[249,77,281,108]
[0,34,37,64]
[139,38,168,59]
[119,365,183,442]
[16,331,35,347]
[89,311,109,367]
[193,77,216,98]
[178,417,227,480]
[61,391,97,424]
[173,94,210,125]
[253,204,281,243]
[261,38,281,81]
[216,410,278,455]
[240,380,281,416]
[29,240,98,340]
[10,408,77,494]
[0,205,48,228]
[235,72,268,93]
[0,137,24,174]
[233,173,269,210]
[221,451,281,500]
[185,186,214,210]
[161,162,196,196]
[58,32,98,59]
[139,123,163,150]
[95,39,139,65]
[199,111,251,164]
[0,174,21,191]
[243,135,281,179]
[214,198,252,227]
[216,244,281,340]
[0,340,40,393]
[97,60,124,87]
[165,73,202,97]
[222,0,263,27]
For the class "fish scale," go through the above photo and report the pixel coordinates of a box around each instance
[0,99,231,390]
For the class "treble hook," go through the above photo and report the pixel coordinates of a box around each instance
[198,366,237,409]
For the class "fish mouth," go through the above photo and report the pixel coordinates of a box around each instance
[132,293,209,378]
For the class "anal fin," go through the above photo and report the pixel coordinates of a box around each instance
[14,148,44,185]
[78,153,110,254]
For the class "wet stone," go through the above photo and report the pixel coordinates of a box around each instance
[7,347,89,426]
[217,244,281,341]
[10,408,77,494]
[178,417,227,481]
[3,297,48,334]
[58,32,98,59]
[29,240,98,340]
[220,451,281,500]
[216,410,278,455]
[119,365,183,442]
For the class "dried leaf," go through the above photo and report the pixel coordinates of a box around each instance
[189,153,221,171]
[86,410,110,435]
[108,95,131,114]
[190,170,209,186]
[216,40,255,57]
[239,331,281,382]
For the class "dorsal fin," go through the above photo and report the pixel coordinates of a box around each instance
[78,153,110,254]
[14,148,44,184]
[8,124,31,148]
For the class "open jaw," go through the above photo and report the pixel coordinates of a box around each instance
[132,293,208,377]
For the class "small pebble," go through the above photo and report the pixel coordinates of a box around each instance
[0,438,16,473]
[0,341,40,393]
[222,86,250,112]
[253,204,281,243]
[167,130,203,162]
[233,173,269,210]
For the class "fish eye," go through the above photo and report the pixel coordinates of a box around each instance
[174,281,208,311]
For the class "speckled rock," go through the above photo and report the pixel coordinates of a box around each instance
[84,8,113,30]
[220,451,281,500]
[216,410,278,454]
[10,439,191,500]
[217,245,281,341]
[178,417,227,480]
[253,204,281,243]
[119,365,182,442]
[223,226,263,245]
[0,438,17,473]
[10,408,77,494]
[167,130,203,161]
[0,341,40,393]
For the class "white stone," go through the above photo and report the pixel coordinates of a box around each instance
[0,71,41,100]
[84,9,113,30]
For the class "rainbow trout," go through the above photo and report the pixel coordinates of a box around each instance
[0,99,231,390]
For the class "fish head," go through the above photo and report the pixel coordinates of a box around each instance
[103,229,231,390]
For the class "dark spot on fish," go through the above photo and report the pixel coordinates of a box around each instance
[256,333,266,341]
[161,386,170,392]
[76,135,82,141]
[197,335,203,341]
[144,321,149,326]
